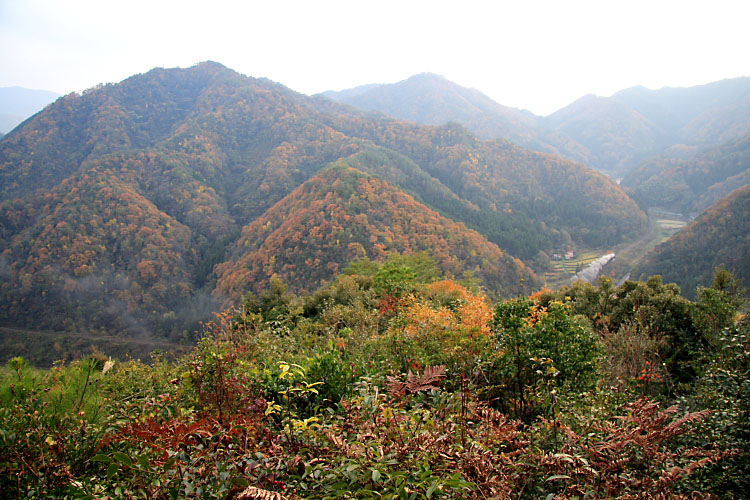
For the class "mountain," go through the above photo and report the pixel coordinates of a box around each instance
[214,164,537,299]
[0,86,61,134]
[613,78,750,144]
[320,73,591,165]
[633,185,750,299]
[0,62,645,340]
[544,78,750,177]
[622,133,750,214]
[323,75,750,179]
[543,94,663,176]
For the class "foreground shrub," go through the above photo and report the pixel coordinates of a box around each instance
[491,298,602,420]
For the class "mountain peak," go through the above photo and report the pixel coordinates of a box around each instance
[192,60,228,70]
[406,72,448,82]
[214,163,539,299]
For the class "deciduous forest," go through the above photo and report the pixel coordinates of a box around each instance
[0,62,646,341]
[1,62,749,499]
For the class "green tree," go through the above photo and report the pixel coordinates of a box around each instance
[491,298,601,419]
[693,267,747,343]
[241,274,300,332]
[681,315,750,497]
[342,257,380,277]
[374,262,417,298]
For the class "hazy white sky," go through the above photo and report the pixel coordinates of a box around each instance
[1,0,748,115]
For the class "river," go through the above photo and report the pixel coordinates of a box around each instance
[572,253,616,284]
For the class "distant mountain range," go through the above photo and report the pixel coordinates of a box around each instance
[323,74,750,179]
[0,62,645,339]
[0,86,61,133]
[321,73,591,165]
[622,133,750,215]
[546,78,750,177]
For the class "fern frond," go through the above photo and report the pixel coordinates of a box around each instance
[237,485,291,500]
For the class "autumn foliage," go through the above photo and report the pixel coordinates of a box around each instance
[1,62,644,348]
[2,269,741,498]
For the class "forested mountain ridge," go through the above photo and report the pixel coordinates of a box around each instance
[320,73,591,164]
[543,94,664,176]
[634,185,750,298]
[612,77,750,144]
[214,164,538,300]
[324,74,750,178]
[0,61,644,339]
[543,77,750,176]
[622,133,750,214]
[309,103,646,253]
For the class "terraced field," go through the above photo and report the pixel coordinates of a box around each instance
[651,212,688,244]
[544,251,602,285]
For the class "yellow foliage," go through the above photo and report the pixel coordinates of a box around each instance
[402,301,455,337]
[458,294,493,336]
[398,280,492,337]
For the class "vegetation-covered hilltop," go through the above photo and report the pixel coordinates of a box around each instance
[0,62,644,341]
[1,256,747,498]
[321,73,591,164]
[622,133,750,215]
[325,75,750,178]
[634,185,750,298]
[214,164,537,300]
[543,78,750,177]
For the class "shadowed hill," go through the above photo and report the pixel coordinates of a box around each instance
[321,73,591,164]
[215,165,539,300]
[622,133,750,214]
[544,78,750,177]
[634,185,750,298]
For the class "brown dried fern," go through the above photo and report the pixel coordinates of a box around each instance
[236,485,292,500]
[549,397,720,498]
[387,365,446,397]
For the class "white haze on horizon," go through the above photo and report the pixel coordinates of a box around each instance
[1,0,748,116]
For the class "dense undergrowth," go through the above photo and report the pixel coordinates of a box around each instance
[1,255,747,499]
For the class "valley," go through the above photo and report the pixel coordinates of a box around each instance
[1,206,691,368]
[0,62,748,354]
[541,208,690,289]
[0,62,650,346]
[0,61,748,500]
[3,0,750,494]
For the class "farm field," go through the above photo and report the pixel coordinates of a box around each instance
[544,251,602,285]
[652,212,689,244]
[541,210,690,288]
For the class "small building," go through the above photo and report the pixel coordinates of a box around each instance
[564,251,575,260]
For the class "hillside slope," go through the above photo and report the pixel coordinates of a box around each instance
[215,165,538,300]
[314,111,646,252]
[633,185,750,298]
[321,73,591,164]
[543,94,663,175]
[622,133,750,214]
[0,62,645,339]
[544,78,750,177]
